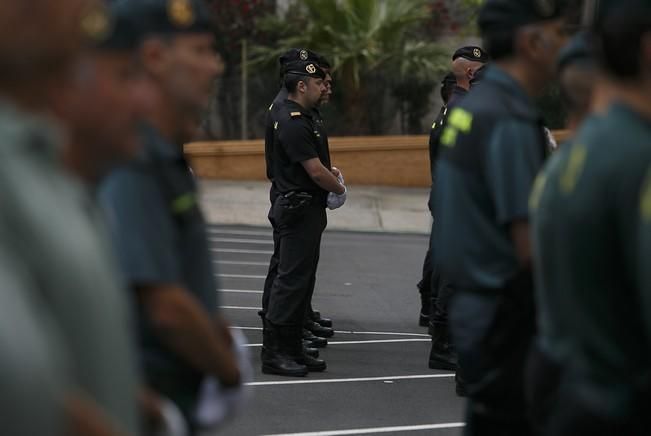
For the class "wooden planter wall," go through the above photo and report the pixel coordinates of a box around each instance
[185,131,570,188]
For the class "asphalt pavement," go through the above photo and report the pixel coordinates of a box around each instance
[210,224,465,436]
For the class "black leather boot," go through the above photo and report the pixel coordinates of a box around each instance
[428,321,458,371]
[305,320,334,338]
[418,283,431,327]
[286,326,326,372]
[261,320,308,377]
[303,328,328,348]
[310,310,333,328]
[303,341,319,358]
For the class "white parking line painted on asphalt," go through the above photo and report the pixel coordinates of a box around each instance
[262,422,465,436]
[244,339,430,347]
[209,237,273,245]
[231,326,430,338]
[246,373,454,387]
[207,228,272,237]
[220,305,262,311]
[216,273,266,279]
[215,260,269,266]
[220,289,263,294]
[211,248,273,255]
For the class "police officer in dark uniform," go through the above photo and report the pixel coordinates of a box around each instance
[261,60,347,377]
[425,48,487,372]
[99,1,241,432]
[432,0,569,433]
[416,72,455,329]
[261,49,336,354]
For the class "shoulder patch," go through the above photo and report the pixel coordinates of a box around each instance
[290,111,302,118]
[529,173,547,212]
[559,144,587,195]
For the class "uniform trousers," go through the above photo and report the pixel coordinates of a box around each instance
[265,194,326,326]
[449,274,535,436]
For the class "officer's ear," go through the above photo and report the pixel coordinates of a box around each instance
[297,78,308,94]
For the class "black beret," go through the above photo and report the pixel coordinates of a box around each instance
[135,0,213,36]
[279,48,323,67]
[84,1,144,51]
[452,46,489,63]
[283,60,326,80]
[557,32,595,72]
[479,0,569,34]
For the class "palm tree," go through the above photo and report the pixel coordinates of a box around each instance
[252,0,450,134]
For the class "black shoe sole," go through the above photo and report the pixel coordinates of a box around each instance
[315,319,333,328]
[305,363,326,372]
[261,364,308,377]
[309,329,334,338]
[428,357,457,371]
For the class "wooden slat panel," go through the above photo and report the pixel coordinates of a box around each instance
[185,131,570,187]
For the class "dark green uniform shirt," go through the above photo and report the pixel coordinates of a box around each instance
[433,66,547,290]
[550,104,651,387]
[529,117,599,364]
[100,123,219,416]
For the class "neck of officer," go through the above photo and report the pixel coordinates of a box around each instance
[613,78,651,122]
[287,92,313,111]
[147,86,189,147]
[495,59,546,98]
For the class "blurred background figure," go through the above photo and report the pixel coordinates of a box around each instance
[99,1,244,434]
[0,0,143,435]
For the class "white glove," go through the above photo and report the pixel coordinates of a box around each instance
[327,185,347,210]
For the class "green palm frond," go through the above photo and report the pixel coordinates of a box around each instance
[250,0,447,89]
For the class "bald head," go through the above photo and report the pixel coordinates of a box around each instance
[452,57,485,90]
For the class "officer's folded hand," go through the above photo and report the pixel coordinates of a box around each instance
[327,185,347,210]
[332,167,344,185]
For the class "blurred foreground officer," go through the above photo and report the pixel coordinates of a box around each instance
[99,0,242,433]
[432,0,569,433]
[0,1,142,435]
[527,31,599,434]
[0,252,71,436]
[532,2,651,434]
[261,61,346,377]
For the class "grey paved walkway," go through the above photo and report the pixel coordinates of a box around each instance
[199,180,431,235]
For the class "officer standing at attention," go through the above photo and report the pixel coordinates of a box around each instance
[425,47,488,374]
[262,50,337,355]
[532,1,651,433]
[416,71,455,328]
[0,1,144,434]
[432,0,569,433]
[261,61,347,377]
[99,0,241,432]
